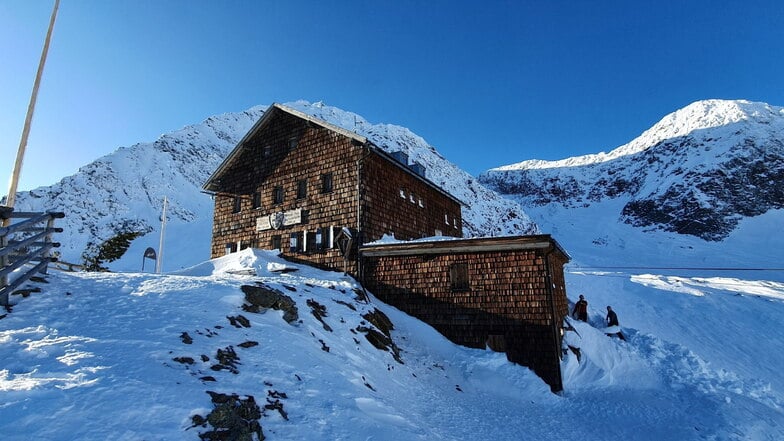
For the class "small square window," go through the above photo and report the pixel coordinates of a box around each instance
[321,173,333,194]
[289,137,298,150]
[263,145,272,157]
[271,235,281,250]
[232,196,242,213]
[297,179,307,199]
[252,192,261,209]
[273,186,284,204]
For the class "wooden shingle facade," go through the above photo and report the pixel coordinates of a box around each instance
[204,104,571,392]
[203,104,463,274]
[360,236,570,392]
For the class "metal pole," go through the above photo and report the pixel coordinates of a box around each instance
[156,196,167,274]
[4,0,60,220]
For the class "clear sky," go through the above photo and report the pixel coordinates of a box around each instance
[2,0,783,193]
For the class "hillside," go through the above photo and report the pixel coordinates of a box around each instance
[479,99,784,242]
[1,249,783,440]
[5,101,537,271]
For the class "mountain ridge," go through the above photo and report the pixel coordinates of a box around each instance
[479,99,784,241]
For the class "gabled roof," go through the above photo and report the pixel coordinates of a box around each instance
[203,103,367,193]
[203,104,463,206]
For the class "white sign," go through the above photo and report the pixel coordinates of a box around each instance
[256,208,303,231]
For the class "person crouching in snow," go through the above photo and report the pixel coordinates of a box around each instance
[605,306,626,340]
[572,295,588,322]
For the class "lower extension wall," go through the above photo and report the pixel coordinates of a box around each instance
[361,247,568,392]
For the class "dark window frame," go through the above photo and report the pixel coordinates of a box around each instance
[297,179,308,200]
[252,191,261,209]
[450,263,470,291]
[321,173,333,194]
[273,186,284,205]
[232,196,242,213]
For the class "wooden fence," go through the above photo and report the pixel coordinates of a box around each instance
[0,206,64,307]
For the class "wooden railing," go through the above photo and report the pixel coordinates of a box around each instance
[0,206,64,307]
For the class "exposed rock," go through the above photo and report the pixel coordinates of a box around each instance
[241,285,298,323]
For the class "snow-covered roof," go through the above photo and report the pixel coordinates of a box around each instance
[360,234,570,260]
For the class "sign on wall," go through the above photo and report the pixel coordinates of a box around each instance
[256,208,303,231]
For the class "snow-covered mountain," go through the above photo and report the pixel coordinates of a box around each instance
[5,101,537,270]
[479,99,784,242]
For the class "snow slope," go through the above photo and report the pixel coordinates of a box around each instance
[1,249,782,440]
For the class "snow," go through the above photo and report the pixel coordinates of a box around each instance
[2,98,783,438]
[2,246,783,440]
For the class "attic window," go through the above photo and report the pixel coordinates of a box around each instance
[232,196,242,213]
[252,192,261,209]
[263,145,272,157]
[450,263,469,291]
[399,189,406,199]
[289,137,298,150]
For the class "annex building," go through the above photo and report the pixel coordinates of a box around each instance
[203,104,570,392]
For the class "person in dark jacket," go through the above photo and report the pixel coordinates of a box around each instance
[572,295,588,322]
[606,306,619,327]
[605,306,625,340]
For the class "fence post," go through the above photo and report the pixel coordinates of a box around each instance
[40,213,56,275]
[0,207,11,306]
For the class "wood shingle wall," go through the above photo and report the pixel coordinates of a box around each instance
[360,237,570,392]
[360,152,462,243]
[207,105,463,276]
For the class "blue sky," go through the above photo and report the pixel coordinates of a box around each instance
[2,0,783,193]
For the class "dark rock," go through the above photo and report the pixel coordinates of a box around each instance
[238,341,259,348]
[173,356,195,365]
[240,285,299,323]
[180,332,193,344]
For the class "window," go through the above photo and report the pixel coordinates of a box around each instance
[273,186,284,204]
[399,189,406,199]
[263,145,272,157]
[271,235,281,250]
[450,263,469,291]
[321,173,333,193]
[418,197,424,208]
[225,242,237,255]
[435,229,443,237]
[232,196,242,213]
[315,227,324,251]
[409,193,416,204]
[252,192,261,209]
[289,232,298,253]
[289,137,298,150]
[297,179,307,199]
[445,213,450,225]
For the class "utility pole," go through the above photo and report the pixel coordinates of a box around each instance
[156,196,167,274]
[4,0,60,223]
